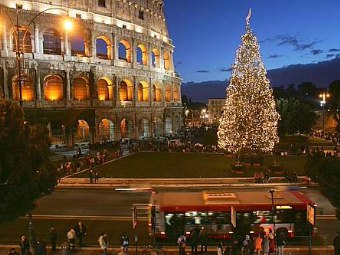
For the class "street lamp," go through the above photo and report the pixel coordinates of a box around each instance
[0,5,72,107]
[319,92,330,132]
[269,189,276,237]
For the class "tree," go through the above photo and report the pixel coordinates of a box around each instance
[329,80,340,110]
[297,82,317,98]
[0,99,57,220]
[218,9,279,154]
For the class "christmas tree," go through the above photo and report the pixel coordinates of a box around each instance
[218,9,279,154]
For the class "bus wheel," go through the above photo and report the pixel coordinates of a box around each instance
[276,229,288,240]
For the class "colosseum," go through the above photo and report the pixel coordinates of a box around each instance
[0,0,182,146]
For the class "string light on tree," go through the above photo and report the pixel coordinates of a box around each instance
[218,9,280,154]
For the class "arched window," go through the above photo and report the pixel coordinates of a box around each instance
[71,29,91,57]
[73,77,89,100]
[165,84,171,102]
[43,29,61,55]
[75,120,90,142]
[120,118,133,138]
[12,26,32,53]
[153,83,162,102]
[137,81,149,102]
[99,119,114,141]
[164,51,170,70]
[136,44,148,65]
[98,78,113,101]
[96,36,110,59]
[119,80,133,101]
[173,85,180,102]
[118,40,131,62]
[44,75,63,101]
[12,74,34,101]
[151,48,160,68]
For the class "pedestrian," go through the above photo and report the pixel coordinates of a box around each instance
[49,225,58,252]
[36,239,47,255]
[217,242,223,255]
[199,227,208,253]
[8,248,19,255]
[190,228,199,254]
[334,231,340,255]
[177,233,186,255]
[262,233,270,255]
[120,233,130,253]
[95,171,99,183]
[241,235,251,255]
[98,233,108,255]
[74,221,87,246]
[253,233,263,255]
[276,232,286,255]
[19,235,30,255]
[67,228,76,251]
[89,169,93,184]
[268,229,275,255]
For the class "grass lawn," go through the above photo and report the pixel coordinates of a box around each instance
[0,218,151,245]
[73,152,307,178]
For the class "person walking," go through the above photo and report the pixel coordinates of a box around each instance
[177,233,186,255]
[74,221,87,246]
[49,225,58,252]
[19,236,30,255]
[36,239,47,255]
[67,228,76,251]
[262,233,270,255]
[268,230,275,255]
[276,232,286,255]
[89,169,93,184]
[199,227,208,253]
[98,233,109,255]
[120,233,130,253]
[334,231,340,255]
[253,233,263,255]
[217,242,223,255]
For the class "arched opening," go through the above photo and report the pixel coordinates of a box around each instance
[153,117,162,136]
[118,40,131,62]
[151,48,160,68]
[136,44,148,65]
[12,74,34,101]
[173,85,180,102]
[163,51,171,70]
[99,119,114,141]
[153,83,162,102]
[71,29,91,57]
[98,78,113,101]
[137,81,149,102]
[138,118,150,139]
[165,84,171,102]
[96,36,110,59]
[120,118,133,138]
[73,77,90,100]
[48,122,65,147]
[12,26,32,53]
[75,120,90,142]
[165,117,172,136]
[44,75,63,101]
[119,80,133,101]
[43,29,61,55]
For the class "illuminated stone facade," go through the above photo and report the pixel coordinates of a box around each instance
[0,0,182,145]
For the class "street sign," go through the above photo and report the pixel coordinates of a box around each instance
[231,206,236,228]
[307,204,315,226]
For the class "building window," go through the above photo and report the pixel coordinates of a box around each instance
[139,10,144,20]
[98,0,106,7]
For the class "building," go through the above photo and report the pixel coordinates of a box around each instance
[207,98,225,124]
[0,0,182,146]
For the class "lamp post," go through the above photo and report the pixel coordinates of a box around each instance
[0,4,72,108]
[319,92,330,132]
[269,189,275,237]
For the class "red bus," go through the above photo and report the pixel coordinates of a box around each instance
[148,190,315,241]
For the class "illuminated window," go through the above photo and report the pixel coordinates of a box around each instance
[173,85,180,102]
[165,84,171,102]
[119,80,133,101]
[98,78,113,101]
[12,75,34,101]
[163,51,170,70]
[151,48,160,68]
[118,40,131,62]
[73,77,89,100]
[12,26,32,53]
[136,44,148,65]
[44,75,63,101]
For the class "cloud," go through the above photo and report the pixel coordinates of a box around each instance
[196,70,210,73]
[264,34,321,51]
[326,54,335,58]
[311,49,323,55]
[336,54,340,59]
[268,54,283,59]
[329,48,340,53]
[220,67,233,72]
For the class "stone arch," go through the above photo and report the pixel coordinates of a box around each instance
[165,84,171,102]
[48,122,65,146]
[71,28,91,57]
[120,118,133,138]
[73,77,90,100]
[151,48,160,68]
[118,39,131,62]
[119,79,133,101]
[98,77,113,101]
[165,116,172,136]
[96,35,111,59]
[153,82,162,102]
[138,118,150,139]
[137,81,149,102]
[173,85,180,102]
[163,50,170,70]
[44,75,63,101]
[98,118,114,141]
[75,119,90,142]
[12,74,34,102]
[136,43,148,65]
[153,117,163,136]
[43,28,61,55]
[12,26,32,53]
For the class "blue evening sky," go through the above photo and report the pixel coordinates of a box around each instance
[164,0,340,83]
